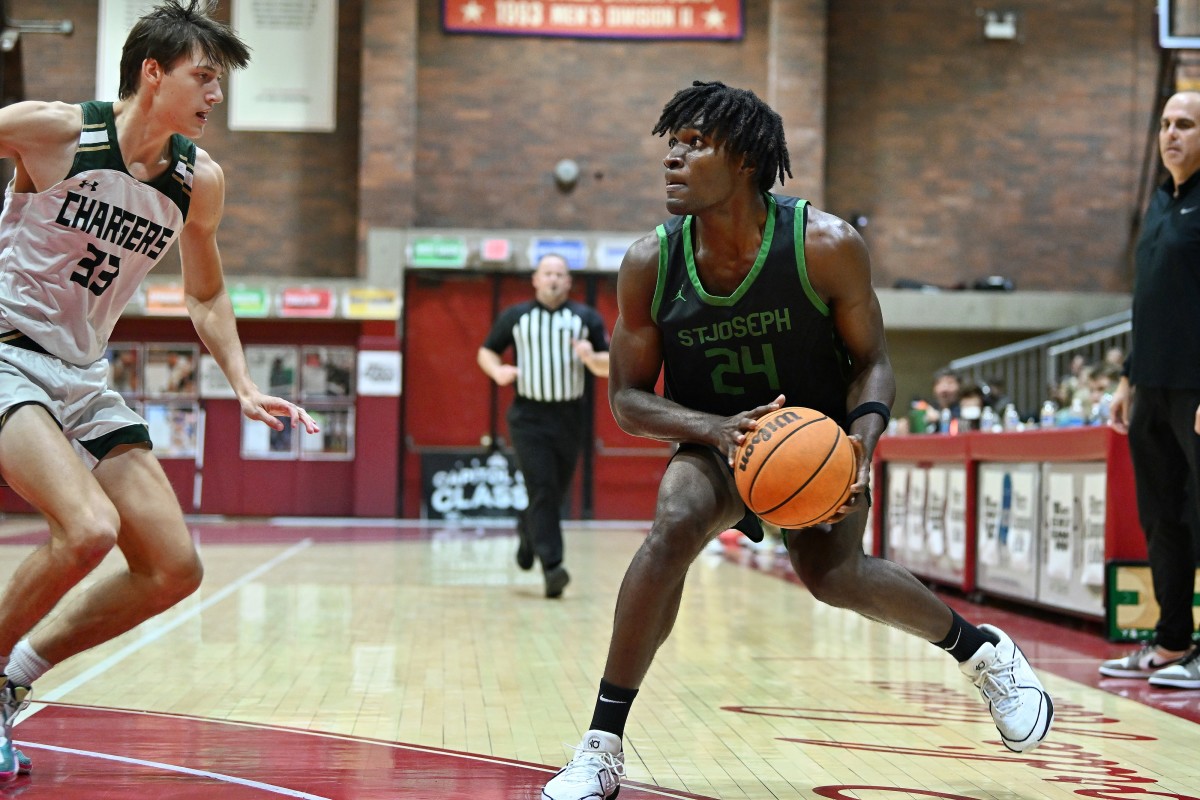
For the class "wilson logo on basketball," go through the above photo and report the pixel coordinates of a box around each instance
[737,409,803,472]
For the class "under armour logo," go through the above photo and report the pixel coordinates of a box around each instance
[673,286,687,302]
[78,179,98,191]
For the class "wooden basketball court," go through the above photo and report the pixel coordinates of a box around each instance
[0,516,1196,798]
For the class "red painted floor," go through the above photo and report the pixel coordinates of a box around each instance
[9,705,714,799]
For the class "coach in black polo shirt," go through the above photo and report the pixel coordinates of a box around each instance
[478,253,610,598]
[1103,91,1200,687]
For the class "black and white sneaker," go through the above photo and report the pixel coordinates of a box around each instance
[542,729,624,799]
[960,625,1053,752]
[1099,643,1189,678]
[1148,646,1200,689]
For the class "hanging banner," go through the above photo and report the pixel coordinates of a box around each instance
[96,0,159,101]
[229,285,272,318]
[279,287,336,318]
[442,0,743,40]
[230,0,338,131]
[144,284,189,316]
[343,288,402,320]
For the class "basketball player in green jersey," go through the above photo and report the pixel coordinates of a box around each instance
[543,81,1052,799]
[0,1,317,779]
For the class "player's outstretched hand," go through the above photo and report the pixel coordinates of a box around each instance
[723,394,785,466]
[824,434,867,523]
[241,392,321,434]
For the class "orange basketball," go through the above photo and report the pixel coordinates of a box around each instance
[733,406,856,528]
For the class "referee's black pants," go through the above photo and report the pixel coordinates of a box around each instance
[1127,385,1200,651]
[508,397,584,571]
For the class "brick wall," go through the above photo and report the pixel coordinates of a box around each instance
[12,0,1161,290]
[827,0,1160,292]
[412,0,783,230]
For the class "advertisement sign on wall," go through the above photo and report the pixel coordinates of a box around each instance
[422,450,527,520]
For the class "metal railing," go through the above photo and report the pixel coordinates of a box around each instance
[948,310,1131,416]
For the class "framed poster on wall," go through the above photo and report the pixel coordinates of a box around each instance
[245,345,298,398]
[144,402,200,458]
[105,343,142,396]
[143,344,198,397]
[301,346,355,399]
[300,406,354,460]
[241,415,297,460]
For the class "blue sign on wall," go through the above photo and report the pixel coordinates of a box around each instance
[529,238,589,270]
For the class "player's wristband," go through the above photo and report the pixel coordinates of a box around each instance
[846,401,891,427]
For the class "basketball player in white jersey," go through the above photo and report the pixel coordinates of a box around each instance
[0,1,317,779]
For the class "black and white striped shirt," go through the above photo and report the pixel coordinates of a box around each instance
[483,300,609,402]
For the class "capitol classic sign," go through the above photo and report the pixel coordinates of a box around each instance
[442,0,743,40]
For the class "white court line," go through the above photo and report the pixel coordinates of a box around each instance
[20,706,709,799]
[27,538,314,709]
[16,741,331,799]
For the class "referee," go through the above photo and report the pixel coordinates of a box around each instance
[477,253,610,598]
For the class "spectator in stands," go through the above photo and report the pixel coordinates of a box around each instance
[1101,90,1200,689]
[957,383,986,432]
[1055,353,1088,409]
[1087,362,1121,419]
[925,367,962,430]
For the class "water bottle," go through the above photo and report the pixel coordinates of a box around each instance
[1003,403,1021,432]
[1094,393,1113,426]
[939,406,952,434]
[1065,397,1086,427]
[1039,400,1057,429]
[980,405,997,432]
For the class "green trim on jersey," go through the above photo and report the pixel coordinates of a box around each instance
[681,194,777,307]
[652,224,670,321]
[72,101,196,220]
[792,199,829,316]
[652,195,828,319]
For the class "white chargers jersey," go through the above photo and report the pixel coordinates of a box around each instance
[0,101,195,365]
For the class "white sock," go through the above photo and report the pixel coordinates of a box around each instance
[5,641,51,687]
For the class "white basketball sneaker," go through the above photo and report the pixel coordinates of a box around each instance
[542,729,624,800]
[0,680,31,779]
[959,624,1053,752]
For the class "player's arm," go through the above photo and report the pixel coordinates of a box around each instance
[0,101,84,189]
[608,234,780,464]
[806,209,896,498]
[179,148,318,434]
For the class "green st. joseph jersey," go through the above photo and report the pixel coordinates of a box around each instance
[651,194,851,423]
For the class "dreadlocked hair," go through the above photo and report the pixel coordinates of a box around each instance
[652,80,792,193]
